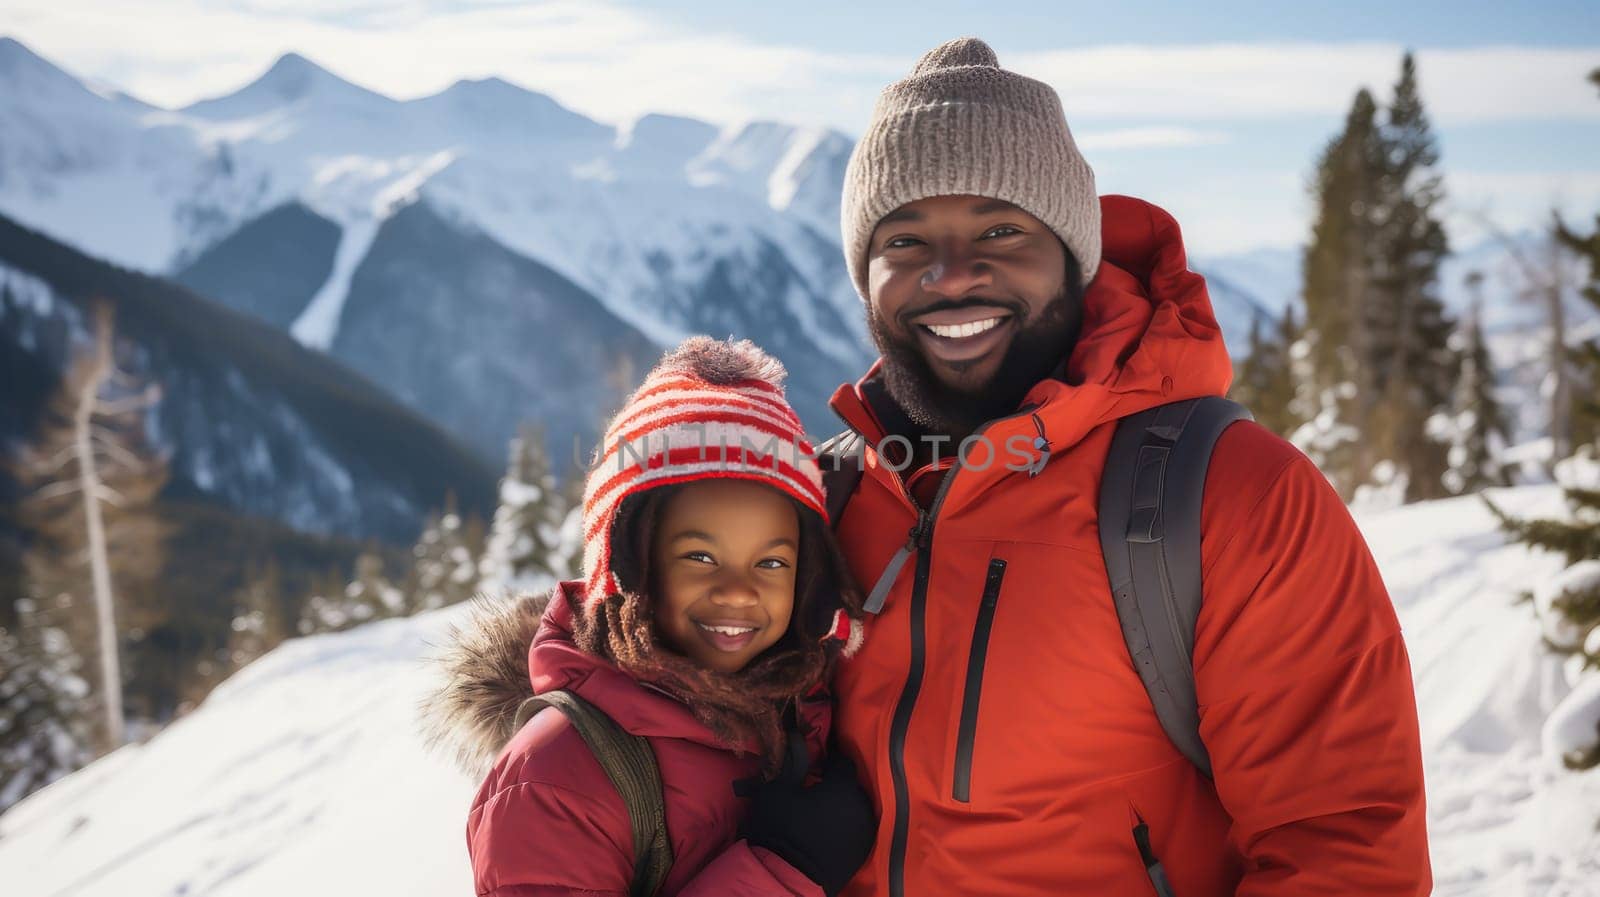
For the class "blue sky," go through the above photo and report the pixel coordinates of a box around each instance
[610,0,1600,51]
[6,0,1599,254]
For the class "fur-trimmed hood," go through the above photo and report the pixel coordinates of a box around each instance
[420,590,549,778]
[422,581,830,778]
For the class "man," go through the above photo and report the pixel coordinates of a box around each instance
[816,37,1430,896]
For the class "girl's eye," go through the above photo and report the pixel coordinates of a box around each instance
[682,551,715,565]
[756,558,791,570]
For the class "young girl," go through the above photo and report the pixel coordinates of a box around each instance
[438,337,873,897]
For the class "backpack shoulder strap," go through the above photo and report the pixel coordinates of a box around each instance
[513,690,673,897]
[816,427,865,528]
[1097,396,1253,780]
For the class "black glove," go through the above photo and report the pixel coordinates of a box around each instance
[741,750,877,897]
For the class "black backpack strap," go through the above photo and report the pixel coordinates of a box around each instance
[514,690,673,897]
[1098,397,1253,779]
[816,428,865,528]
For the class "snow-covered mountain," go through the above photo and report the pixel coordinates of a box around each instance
[0,37,871,459]
[1,35,1376,452]
[7,34,1582,460]
[2,485,1595,895]
[0,212,497,543]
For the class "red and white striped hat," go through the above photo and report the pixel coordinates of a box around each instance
[581,337,853,645]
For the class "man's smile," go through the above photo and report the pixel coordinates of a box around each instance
[909,306,1017,366]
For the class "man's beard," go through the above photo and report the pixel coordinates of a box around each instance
[868,284,1083,438]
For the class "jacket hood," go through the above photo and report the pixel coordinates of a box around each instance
[832,194,1232,461]
[420,582,771,778]
[419,590,549,778]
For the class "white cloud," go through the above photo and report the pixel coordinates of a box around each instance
[1012,43,1600,125]
[1107,170,1311,256]
[4,0,897,129]
[1443,169,1600,244]
[4,2,1596,259]
[7,3,1596,134]
[1077,126,1230,150]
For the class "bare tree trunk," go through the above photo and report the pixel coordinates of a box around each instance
[75,303,122,751]
[1470,212,1574,469]
[1542,238,1572,461]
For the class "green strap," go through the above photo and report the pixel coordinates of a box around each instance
[515,690,674,897]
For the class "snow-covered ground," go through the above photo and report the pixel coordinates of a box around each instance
[2,485,1598,895]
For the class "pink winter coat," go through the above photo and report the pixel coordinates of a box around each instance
[467,581,828,897]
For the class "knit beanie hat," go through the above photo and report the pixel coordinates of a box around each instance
[580,336,858,650]
[840,36,1101,300]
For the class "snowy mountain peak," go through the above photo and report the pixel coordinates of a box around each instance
[437,75,528,99]
[0,35,46,69]
[615,112,717,153]
[610,113,719,177]
[182,51,391,119]
[0,35,98,102]
[258,52,341,94]
[246,52,334,99]
[414,76,607,143]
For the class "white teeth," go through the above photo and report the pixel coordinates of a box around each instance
[925,316,1004,339]
[698,623,756,636]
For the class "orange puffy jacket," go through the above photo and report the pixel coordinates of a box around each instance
[827,195,1430,896]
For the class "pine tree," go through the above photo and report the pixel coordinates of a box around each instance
[478,425,566,598]
[1487,66,1600,772]
[1231,316,1271,412]
[1295,89,1383,496]
[407,497,481,613]
[1368,52,1457,502]
[343,551,406,622]
[1555,177,1600,443]
[298,551,403,634]
[1487,477,1600,770]
[0,592,94,812]
[293,566,347,636]
[1296,56,1457,502]
[1234,306,1303,438]
[1439,287,1511,495]
[228,561,286,671]
[556,467,586,583]
[8,301,168,753]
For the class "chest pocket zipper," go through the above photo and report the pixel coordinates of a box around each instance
[952,558,1007,803]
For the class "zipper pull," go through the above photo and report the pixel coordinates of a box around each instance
[863,511,927,614]
[1028,413,1051,478]
[1132,818,1177,897]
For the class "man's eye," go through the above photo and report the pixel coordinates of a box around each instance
[885,236,922,249]
[984,225,1022,238]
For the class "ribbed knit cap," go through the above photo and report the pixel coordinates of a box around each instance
[840,37,1101,299]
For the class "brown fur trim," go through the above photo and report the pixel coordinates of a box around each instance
[417,592,548,778]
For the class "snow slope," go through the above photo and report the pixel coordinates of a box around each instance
[2,484,1597,895]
